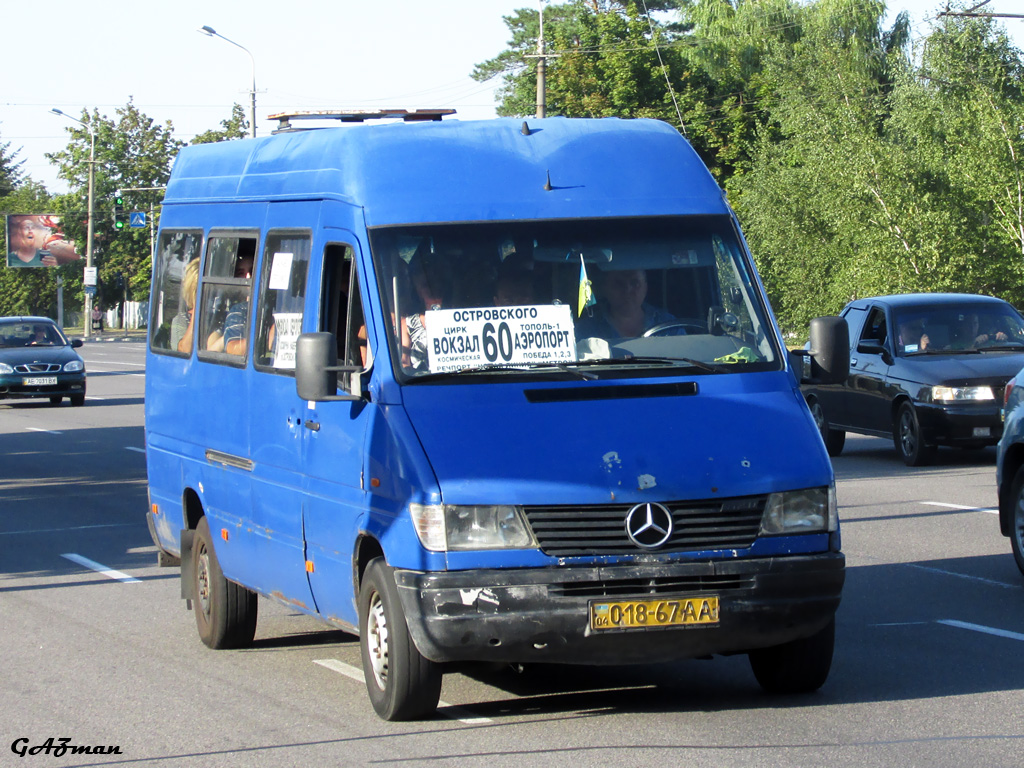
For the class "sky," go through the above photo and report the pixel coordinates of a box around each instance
[3,1,1023,196]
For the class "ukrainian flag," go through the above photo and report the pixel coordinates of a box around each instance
[578,255,596,317]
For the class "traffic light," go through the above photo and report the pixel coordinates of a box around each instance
[114,195,126,229]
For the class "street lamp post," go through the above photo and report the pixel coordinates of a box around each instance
[199,25,257,138]
[51,108,96,340]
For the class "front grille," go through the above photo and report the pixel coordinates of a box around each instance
[14,363,61,373]
[550,574,754,599]
[524,497,766,557]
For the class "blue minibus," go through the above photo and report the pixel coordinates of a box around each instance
[145,112,848,720]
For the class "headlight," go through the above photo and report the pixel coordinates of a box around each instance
[409,503,536,552]
[0,362,13,374]
[931,385,994,402]
[760,486,836,535]
[63,360,84,372]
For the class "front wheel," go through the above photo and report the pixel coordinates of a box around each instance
[192,517,257,649]
[808,398,845,457]
[49,396,62,405]
[749,617,835,694]
[359,558,442,721]
[894,402,934,466]
[1009,467,1024,575]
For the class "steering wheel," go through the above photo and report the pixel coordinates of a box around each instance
[642,321,704,338]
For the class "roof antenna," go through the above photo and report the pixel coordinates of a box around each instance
[544,171,553,191]
[521,121,531,136]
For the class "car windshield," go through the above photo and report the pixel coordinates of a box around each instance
[369,216,781,380]
[894,303,1024,355]
[0,321,66,348]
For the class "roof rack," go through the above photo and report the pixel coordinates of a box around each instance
[268,109,457,133]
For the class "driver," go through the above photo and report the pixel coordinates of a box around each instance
[575,268,674,340]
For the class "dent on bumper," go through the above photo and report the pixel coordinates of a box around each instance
[395,553,845,665]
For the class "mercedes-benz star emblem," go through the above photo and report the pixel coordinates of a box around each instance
[625,502,673,549]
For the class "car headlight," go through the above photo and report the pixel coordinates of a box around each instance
[410,503,536,552]
[760,486,836,535]
[63,360,84,372]
[0,362,13,374]
[931,385,994,402]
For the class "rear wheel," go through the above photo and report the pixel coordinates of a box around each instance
[808,398,845,457]
[749,617,835,694]
[894,402,934,466]
[359,557,442,721]
[1009,467,1024,575]
[192,517,257,649]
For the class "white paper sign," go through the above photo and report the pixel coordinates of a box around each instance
[272,312,303,369]
[425,304,576,373]
[268,252,294,291]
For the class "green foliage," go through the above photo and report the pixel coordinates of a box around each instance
[191,104,249,145]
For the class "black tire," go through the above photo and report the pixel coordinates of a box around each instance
[749,617,835,694]
[70,394,85,407]
[894,402,934,466]
[1008,467,1024,576]
[192,517,257,649]
[358,557,442,721]
[808,398,845,457]
[49,396,62,405]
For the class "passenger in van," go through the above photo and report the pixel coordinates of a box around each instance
[401,255,447,370]
[575,269,673,340]
[207,253,254,355]
[171,258,200,353]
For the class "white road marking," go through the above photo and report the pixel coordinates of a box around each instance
[922,501,998,515]
[904,562,1018,589]
[61,553,141,583]
[25,427,62,435]
[939,619,1024,642]
[313,658,493,724]
[125,447,146,454]
[0,523,134,536]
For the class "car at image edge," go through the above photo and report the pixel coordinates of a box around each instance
[802,293,1024,466]
[996,370,1024,576]
[0,316,87,406]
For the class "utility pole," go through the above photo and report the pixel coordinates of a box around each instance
[526,1,559,118]
[939,1,1024,20]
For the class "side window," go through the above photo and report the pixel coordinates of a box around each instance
[322,244,369,369]
[859,307,887,347]
[253,232,311,373]
[197,234,259,360]
[842,307,868,352]
[150,230,203,355]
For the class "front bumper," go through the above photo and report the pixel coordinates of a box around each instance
[916,401,1002,446]
[0,372,86,400]
[396,553,845,665]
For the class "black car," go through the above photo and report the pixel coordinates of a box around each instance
[0,316,87,406]
[802,294,1024,465]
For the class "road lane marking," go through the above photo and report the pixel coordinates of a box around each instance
[922,501,998,515]
[939,619,1024,642]
[61,553,141,583]
[905,562,1017,589]
[125,447,145,453]
[313,658,492,724]
[0,523,134,536]
[25,427,62,435]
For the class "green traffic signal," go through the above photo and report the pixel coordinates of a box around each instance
[114,194,126,229]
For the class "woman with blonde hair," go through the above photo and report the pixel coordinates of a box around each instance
[170,258,200,353]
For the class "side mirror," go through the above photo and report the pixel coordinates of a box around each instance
[295,332,362,402]
[801,316,850,385]
[856,339,892,364]
[70,338,84,348]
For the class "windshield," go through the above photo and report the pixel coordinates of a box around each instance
[895,303,1024,355]
[369,216,781,380]
[0,321,67,348]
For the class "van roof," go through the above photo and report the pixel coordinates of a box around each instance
[164,117,728,227]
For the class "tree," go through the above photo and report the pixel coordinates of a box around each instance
[0,181,60,317]
[0,131,25,197]
[192,104,249,145]
[46,98,184,317]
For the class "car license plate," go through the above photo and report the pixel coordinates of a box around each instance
[973,427,991,438]
[590,596,719,631]
[23,376,57,386]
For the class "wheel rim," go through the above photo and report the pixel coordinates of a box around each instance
[1015,491,1024,557]
[366,591,390,690]
[810,402,825,434]
[899,409,917,456]
[196,542,212,618]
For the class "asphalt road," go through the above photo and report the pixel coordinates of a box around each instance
[2,340,1023,767]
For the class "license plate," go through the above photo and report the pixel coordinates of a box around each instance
[23,376,57,386]
[973,427,991,438]
[590,596,719,631]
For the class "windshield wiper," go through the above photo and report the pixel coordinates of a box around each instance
[568,355,731,374]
